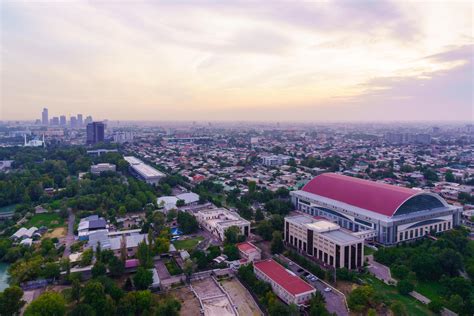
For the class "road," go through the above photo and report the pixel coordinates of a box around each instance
[62,209,75,259]
[275,254,349,316]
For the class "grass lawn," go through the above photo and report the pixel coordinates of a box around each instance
[26,213,64,229]
[362,275,434,316]
[172,236,204,251]
[164,258,183,276]
[415,281,445,302]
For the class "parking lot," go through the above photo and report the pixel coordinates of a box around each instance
[275,254,349,316]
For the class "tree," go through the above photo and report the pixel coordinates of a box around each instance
[177,212,199,234]
[256,220,273,241]
[71,279,81,303]
[176,199,185,207]
[445,171,455,182]
[0,286,25,316]
[391,301,407,316]
[447,294,464,314]
[42,262,60,280]
[137,240,153,268]
[271,231,284,254]
[347,285,377,313]
[397,280,414,295]
[309,292,329,316]
[224,226,241,244]
[91,261,107,278]
[155,296,181,316]
[123,277,133,292]
[79,249,93,267]
[83,281,106,314]
[437,248,463,277]
[183,259,195,281]
[133,267,153,290]
[391,264,410,280]
[24,292,66,316]
[207,245,221,260]
[223,244,239,261]
[255,209,264,221]
[69,304,96,316]
[428,299,443,314]
[108,256,125,277]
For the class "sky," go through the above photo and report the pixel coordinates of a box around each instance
[1,0,473,122]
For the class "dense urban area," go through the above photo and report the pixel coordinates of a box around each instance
[0,113,472,316]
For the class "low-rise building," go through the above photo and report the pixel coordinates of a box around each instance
[90,163,116,175]
[285,213,365,269]
[124,156,165,185]
[254,259,316,306]
[236,242,261,262]
[78,215,107,240]
[195,208,250,240]
[261,154,291,166]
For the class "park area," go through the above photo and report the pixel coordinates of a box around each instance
[172,236,204,251]
[360,275,434,316]
[26,213,65,229]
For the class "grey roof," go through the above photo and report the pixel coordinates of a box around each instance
[89,219,107,229]
[321,230,361,244]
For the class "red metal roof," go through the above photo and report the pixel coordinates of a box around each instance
[254,259,315,296]
[302,173,418,217]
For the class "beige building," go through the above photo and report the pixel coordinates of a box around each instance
[195,208,250,240]
[285,214,365,269]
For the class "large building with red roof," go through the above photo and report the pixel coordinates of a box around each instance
[290,173,462,245]
[253,259,316,306]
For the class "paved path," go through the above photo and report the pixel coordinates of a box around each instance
[276,254,349,316]
[62,209,75,259]
[366,255,396,284]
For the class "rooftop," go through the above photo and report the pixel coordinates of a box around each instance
[254,259,315,296]
[302,173,432,217]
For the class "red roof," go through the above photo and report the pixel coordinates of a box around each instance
[302,173,418,217]
[254,259,315,296]
[237,242,258,254]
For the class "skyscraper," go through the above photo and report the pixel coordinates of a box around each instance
[41,108,48,125]
[85,116,93,125]
[70,116,77,128]
[86,122,105,144]
[60,115,66,126]
[77,114,83,127]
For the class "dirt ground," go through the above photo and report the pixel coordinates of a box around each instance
[335,280,357,296]
[44,227,66,238]
[166,286,202,316]
[221,278,263,316]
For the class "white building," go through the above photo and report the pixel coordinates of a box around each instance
[195,208,250,240]
[90,163,116,175]
[124,156,165,185]
[261,154,291,166]
[254,259,316,306]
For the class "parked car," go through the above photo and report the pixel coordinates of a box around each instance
[324,287,332,292]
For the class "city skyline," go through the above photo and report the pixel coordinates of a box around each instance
[1,1,473,122]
